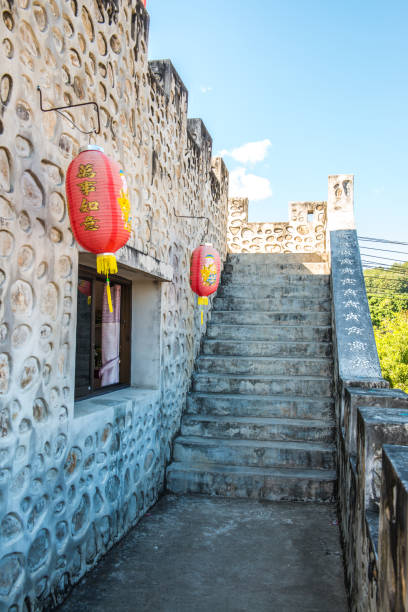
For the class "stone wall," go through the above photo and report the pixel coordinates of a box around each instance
[227,197,327,253]
[0,0,228,608]
[330,228,408,610]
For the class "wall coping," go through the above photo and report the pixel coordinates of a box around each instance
[79,244,174,282]
[74,387,160,420]
[330,229,383,381]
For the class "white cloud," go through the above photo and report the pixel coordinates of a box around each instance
[219,139,271,164]
[200,85,213,94]
[229,167,272,201]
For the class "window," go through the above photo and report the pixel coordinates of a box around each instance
[75,265,131,399]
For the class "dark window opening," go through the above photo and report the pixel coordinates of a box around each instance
[75,265,131,400]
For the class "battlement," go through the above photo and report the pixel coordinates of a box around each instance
[227,197,327,253]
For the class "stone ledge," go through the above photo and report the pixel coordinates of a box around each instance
[379,444,408,610]
[79,244,173,282]
[330,230,383,382]
[357,406,408,513]
[344,386,407,457]
[74,387,160,420]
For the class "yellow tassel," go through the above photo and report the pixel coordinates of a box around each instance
[201,310,203,325]
[87,296,91,306]
[106,280,113,313]
[97,254,118,276]
[198,296,208,306]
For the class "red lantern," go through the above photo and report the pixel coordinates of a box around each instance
[66,145,131,311]
[190,244,221,324]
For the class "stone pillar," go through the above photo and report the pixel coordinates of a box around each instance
[327,174,355,231]
[379,444,408,611]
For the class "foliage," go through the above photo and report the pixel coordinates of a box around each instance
[364,263,408,328]
[374,311,408,392]
[363,263,408,390]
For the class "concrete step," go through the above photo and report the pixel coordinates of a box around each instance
[192,373,333,397]
[227,253,327,264]
[166,462,336,503]
[195,355,333,377]
[217,282,330,299]
[221,273,330,284]
[213,296,331,312]
[202,339,333,358]
[186,392,334,420]
[223,262,330,276]
[206,324,332,342]
[221,272,330,285]
[210,311,332,327]
[181,415,335,443]
[173,436,336,470]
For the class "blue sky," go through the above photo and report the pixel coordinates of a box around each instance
[147,1,408,241]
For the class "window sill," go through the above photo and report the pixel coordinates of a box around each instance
[74,387,160,420]
[78,244,173,282]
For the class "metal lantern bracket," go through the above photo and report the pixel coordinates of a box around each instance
[174,209,209,242]
[37,86,101,135]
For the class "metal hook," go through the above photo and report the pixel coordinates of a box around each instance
[37,86,101,135]
[173,209,210,242]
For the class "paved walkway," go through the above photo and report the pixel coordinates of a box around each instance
[59,495,348,612]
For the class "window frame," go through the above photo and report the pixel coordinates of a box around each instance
[75,264,132,401]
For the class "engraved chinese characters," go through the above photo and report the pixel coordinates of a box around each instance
[331,231,382,379]
[65,145,131,275]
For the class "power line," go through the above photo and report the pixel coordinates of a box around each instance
[358,236,408,247]
[362,266,408,277]
[360,253,408,264]
[362,261,408,278]
[362,261,408,271]
[359,245,408,256]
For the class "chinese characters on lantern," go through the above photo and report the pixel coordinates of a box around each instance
[77,163,100,231]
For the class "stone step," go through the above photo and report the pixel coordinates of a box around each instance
[227,253,327,264]
[217,282,330,299]
[181,415,335,443]
[202,339,332,358]
[173,436,335,470]
[186,392,334,420]
[213,296,331,312]
[221,273,330,284]
[195,355,333,377]
[192,373,333,397]
[206,324,332,342]
[210,311,332,327]
[221,272,330,285]
[223,262,329,275]
[166,462,336,503]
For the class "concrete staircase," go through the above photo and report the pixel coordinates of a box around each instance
[166,253,337,502]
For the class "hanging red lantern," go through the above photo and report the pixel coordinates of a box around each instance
[66,145,131,311]
[190,243,221,324]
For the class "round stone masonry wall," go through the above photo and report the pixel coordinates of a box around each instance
[227,198,327,253]
[0,0,229,608]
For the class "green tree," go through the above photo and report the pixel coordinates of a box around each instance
[364,263,408,328]
[375,311,408,392]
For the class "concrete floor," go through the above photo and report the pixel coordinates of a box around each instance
[58,495,348,612]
